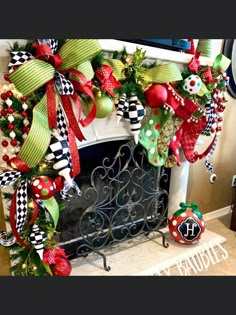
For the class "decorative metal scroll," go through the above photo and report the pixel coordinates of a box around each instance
[57,140,170,271]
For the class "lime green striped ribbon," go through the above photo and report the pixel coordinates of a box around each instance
[9,59,55,96]
[18,94,51,167]
[76,61,94,80]
[212,53,231,72]
[58,39,102,71]
[141,63,183,83]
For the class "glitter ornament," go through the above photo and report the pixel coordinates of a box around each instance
[145,84,168,108]
[183,75,203,95]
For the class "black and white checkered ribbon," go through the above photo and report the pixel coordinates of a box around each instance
[56,105,82,200]
[54,72,74,95]
[202,101,216,136]
[0,170,21,188]
[8,51,34,69]
[205,136,218,174]
[37,39,58,55]
[0,171,28,246]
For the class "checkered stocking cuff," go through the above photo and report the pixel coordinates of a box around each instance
[16,180,28,233]
[8,51,34,68]
[0,170,21,188]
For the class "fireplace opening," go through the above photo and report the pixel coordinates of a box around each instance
[54,139,171,266]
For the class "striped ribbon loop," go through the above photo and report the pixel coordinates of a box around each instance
[141,63,183,83]
[212,53,231,72]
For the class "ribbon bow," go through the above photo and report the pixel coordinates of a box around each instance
[95,64,122,96]
[8,39,102,176]
[174,202,203,219]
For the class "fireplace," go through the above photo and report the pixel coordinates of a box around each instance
[54,39,200,271]
[55,137,171,269]
[52,106,191,271]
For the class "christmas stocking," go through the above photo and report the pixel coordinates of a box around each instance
[138,107,172,167]
[169,126,182,166]
[179,115,207,163]
[156,115,184,167]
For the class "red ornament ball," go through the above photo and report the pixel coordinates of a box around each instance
[50,256,72,276]
[6,90,13,99]
[1,140,8,147]
[20,96,28,102]
[4,74,11,82]
[145,84,168,108]
[31,176,56,199]
[168,203,205,245]
[10,139,18,146]
[1,93,7,100]
[1,109,7,116]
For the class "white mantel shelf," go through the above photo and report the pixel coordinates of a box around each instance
[98,39,215,66]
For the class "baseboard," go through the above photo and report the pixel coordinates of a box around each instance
[203,205,232,221]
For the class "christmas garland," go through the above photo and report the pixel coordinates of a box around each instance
[0,39,231,276]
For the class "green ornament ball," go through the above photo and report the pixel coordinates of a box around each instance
[95,94,114,119]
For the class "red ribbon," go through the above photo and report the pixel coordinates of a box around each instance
[7,156,30,173]
[32,41,99,177]
[95,65,122,96]
[9,189,31,249]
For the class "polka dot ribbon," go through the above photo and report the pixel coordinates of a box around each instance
[95,64,122,96]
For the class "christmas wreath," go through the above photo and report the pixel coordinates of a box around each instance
[0,39,231,276]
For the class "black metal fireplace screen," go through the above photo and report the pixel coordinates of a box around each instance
[55,139,170,271]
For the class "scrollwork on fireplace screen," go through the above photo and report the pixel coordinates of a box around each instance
[57,140,170,271]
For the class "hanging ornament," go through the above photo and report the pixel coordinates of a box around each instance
[168,202,205,245]
[183,74,203,95]
[115,93,129,125]
[144,83,168,108]
[29,224,47,259]
[50,255,72,276]
[43,245,72,276]
[31,176,56,200]
[123,94,145,144]
[45,129,72,185]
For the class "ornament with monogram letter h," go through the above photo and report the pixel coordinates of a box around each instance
[168,202,205,245]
